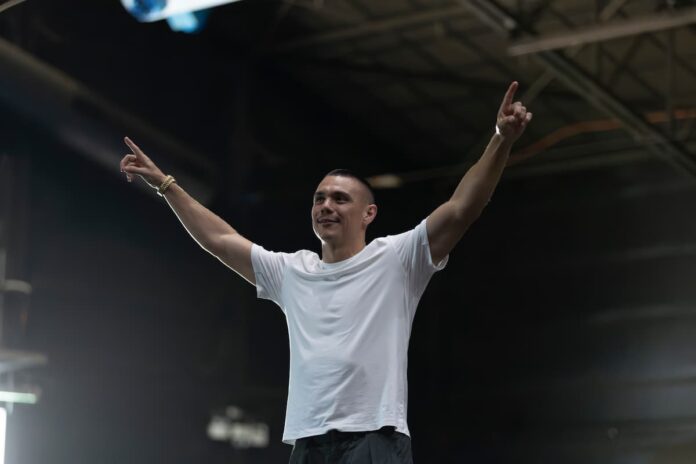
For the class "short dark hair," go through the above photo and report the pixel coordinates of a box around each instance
[324,169,376,204]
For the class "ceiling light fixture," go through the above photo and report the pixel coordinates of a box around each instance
[121,0,243,32]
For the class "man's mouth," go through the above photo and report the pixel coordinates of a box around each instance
[317,218,339,224]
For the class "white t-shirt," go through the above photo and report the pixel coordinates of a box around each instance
[250,218,447,444]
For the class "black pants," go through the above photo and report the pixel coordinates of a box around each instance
[289,426,413,464]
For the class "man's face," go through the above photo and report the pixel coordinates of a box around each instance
[311,175,375,245]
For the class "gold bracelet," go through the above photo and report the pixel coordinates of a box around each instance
[157,175,176,197]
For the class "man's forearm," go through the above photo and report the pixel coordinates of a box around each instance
[424,82,530,263]
[448,133,513,220]
[163,183,239,253]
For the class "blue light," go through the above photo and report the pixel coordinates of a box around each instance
[122,0,242,23]
[166,10,209,33]
[122,0,167,21]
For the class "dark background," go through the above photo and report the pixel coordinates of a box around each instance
[1,0,696,463]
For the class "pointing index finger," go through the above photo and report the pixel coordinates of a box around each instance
[499,81,518,114]
[124,136,143,158]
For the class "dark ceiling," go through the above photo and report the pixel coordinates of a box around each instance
[1,1,696,463]
[4,0,696,189]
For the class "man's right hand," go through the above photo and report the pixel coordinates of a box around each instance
[120,137,167,189]
[119,135,256,284]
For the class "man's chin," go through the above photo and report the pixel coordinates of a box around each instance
[319,232,338,241]
[316,229,341,243]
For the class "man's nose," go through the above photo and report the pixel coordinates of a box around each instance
[319,199,334,212]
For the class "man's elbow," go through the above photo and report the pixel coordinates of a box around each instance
[449,199,485,230]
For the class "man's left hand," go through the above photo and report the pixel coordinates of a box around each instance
[496,81,532,143]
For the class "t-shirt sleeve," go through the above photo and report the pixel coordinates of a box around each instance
[250,243,291,306]
[387,218,448,298]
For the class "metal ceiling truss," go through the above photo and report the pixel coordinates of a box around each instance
[550,2,696,144]
[306,43,460,160]
[641,30,696,90]
[439,24,581,127]
[274,0,696,183]
[396,33,485,136]
[277,0,579,140]
[544,7,688,111]
[507,5,696,56]
[464,0,696,179]
[547,13,665,104]
[275,4,472,52]
[338,0,489,148]
[281,0,483,161]
[481,0,630,104]
[604,35,654,94]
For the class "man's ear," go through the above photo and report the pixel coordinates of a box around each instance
[363,204,378,226]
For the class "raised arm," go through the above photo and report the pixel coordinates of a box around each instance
[426,81,532,264]
[120,137,255,284]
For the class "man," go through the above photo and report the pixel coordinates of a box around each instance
[120,82,532,463]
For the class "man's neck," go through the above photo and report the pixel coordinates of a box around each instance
[321,239,366,264]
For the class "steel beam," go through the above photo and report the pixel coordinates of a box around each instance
[508,5,696,56]
[515,0,631,107]
[275,4,471,52]
[464,0,696,179]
